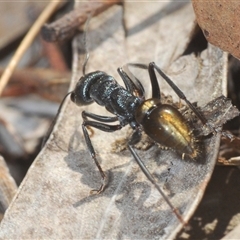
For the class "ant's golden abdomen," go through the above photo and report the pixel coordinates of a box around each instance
[135,98,197,158]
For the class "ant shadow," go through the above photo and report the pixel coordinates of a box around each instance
[61,91,216,239]
[62,129,187,238]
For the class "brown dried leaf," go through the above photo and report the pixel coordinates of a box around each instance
[0,2,230,239]
[192,0,240,59]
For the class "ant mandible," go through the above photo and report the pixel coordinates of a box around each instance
[69,61,209,225]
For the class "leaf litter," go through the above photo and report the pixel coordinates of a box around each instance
[0,1,239,240]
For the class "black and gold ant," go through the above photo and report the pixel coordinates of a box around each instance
[44,16,219,226]
[67,60,212,224]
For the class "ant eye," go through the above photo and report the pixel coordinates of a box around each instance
[70,92,76,103]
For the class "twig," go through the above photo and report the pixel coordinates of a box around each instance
[0,0,64,96]
[41,0,121,42]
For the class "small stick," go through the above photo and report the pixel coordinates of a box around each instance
[0,0,63,97]
[41,0,121,42]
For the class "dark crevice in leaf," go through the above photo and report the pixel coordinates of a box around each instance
[182,24,208,56]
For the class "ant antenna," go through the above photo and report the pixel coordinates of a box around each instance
[41,92,72,148]
[42,15,93,148]
[82,13,93,76]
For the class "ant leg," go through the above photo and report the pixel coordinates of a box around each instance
[127,132,186,225]
[82,111,119,137]
[149,62,208,126]
[117,67,144,98]
[82,117,122,194]
[127,63,148,70]
[126,63,161,99]
[82,111,118,122]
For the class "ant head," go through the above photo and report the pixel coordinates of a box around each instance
[70,76,94,106]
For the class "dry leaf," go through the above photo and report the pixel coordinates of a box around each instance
[0,2,230,239]
[192,0,240,59]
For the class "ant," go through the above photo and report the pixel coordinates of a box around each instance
[68,60,211,225]
[45,15,215,226]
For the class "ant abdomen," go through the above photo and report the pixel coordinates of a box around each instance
[135,98,198,158]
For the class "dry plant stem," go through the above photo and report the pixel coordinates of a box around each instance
[41,0,121,42]
[0,67,70,101]
[0,0,63,97]
[41,40,69,72]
